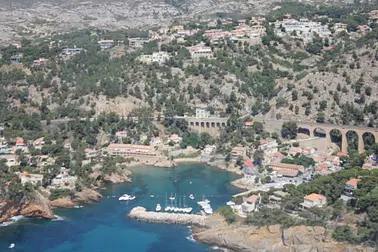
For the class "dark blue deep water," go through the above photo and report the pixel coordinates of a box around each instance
[0,163,240,252]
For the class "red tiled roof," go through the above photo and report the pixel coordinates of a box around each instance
[276,169,298,177]
[304,193,326,201]
[346,178,360,186]
[268,152,286,158]
[337,152,347,157]
[244,159,254,167]
[16,138,25,145]
[247,195,259,203]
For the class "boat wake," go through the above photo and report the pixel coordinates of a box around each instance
[186,226,196,243]
[53,215,65,221]
[186,234,196,243]
[0,216,24,227]
[211,246,229,251]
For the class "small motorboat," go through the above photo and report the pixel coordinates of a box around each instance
[184,207,193,213]
[203,205,213,215]
[190,181,192,184]
[150,195,154,198]
[156,204,161,212]
[9,243,15,249]
[189,194,195,200]
[165,206,171,212]
[226,201,235,206]
[119,194,136,201]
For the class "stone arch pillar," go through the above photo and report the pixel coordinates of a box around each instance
[326,128,332,147]
[358,132,365,153]
[340,129,348,153]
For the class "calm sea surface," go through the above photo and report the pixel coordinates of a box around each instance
[0,163,240,252]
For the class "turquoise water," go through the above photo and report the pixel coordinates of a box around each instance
[0,164,240,252]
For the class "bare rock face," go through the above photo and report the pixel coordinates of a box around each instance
[103,170,131,184]
[20,203,55,219]
[73,188,103,203]
[50,197,76,208]
[282,226,326,246]
[193,215,374,252]
[20,190,55,219]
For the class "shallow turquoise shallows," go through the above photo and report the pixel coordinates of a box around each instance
[0,163,241,252]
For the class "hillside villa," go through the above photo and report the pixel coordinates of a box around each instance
[18,171,44,185]
[301,193,327,209]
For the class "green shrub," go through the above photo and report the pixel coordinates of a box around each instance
[218,206,236,223]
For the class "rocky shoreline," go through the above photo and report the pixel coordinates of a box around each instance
[193,214,374,252]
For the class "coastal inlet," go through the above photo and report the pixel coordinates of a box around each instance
[0,163,241,252]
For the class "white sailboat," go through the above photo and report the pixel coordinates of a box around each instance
[9,243,15,249]
[156,204,161,212]
[169,192,175,201]
[164,193,171,212]
[183,195,192,213]
[173,194,179,212]
[189,194,195,200]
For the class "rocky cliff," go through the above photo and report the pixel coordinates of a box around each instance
[0,190,55,223]
[103,169,132,184]
[193,214,373,252]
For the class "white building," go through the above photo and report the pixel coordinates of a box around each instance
[202,145,216,155]
[168,134,182,144]
[274,18,331,43]
[84,148,99,159]
[18,171,43,185]
[139,52,170,64]
[51,168,77,189]
[301,193,327,209]
[334,23,348,33]
[241,194,260,213]
[116,131,128,139]
[98,40,114,50]
[196,106,210,118]
[188,45,213,59]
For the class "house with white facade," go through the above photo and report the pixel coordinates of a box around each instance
[301,193,327,209]
[18,171,43,185]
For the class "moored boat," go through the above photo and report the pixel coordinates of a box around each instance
[156,204,161,212]
[119,194,136,201]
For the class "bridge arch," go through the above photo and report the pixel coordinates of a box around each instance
[190,122,194,126]
[346,130,359,152]
[195,122,199,126]
[330,129,343,150]
[313,127,326,138]
[221,122,226,127]
[362,132,375,150]
[200,122,205,127]
[298,127,311,137]
[211,122,215,127]
[216,122,220,127]
[206,122,210,128]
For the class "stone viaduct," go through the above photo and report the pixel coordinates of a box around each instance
[45,116,378,153]
[176,116,378,153]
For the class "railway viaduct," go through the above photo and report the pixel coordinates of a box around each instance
[175,116,378,153]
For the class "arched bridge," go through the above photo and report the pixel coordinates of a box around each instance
[254,119,378,153]
[176,116,378,153]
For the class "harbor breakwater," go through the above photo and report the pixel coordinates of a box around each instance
[128,207,207,226]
